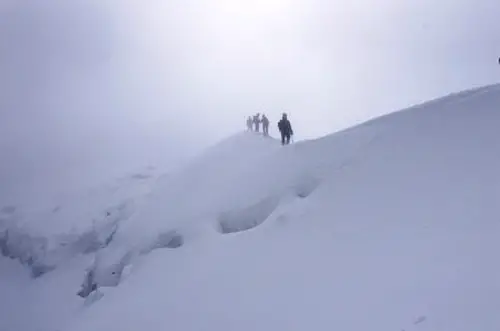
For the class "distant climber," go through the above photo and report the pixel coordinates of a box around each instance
[253,113,261,132]
[246,116,253,131]
[261,114,270,136]
[278,113,293,145]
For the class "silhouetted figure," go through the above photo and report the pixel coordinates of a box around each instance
[261,114,270,136]
[246,116,253,131]
[278,113,293,145]
[253,113,261,132]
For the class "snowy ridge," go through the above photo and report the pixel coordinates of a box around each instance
[3,83,500,331]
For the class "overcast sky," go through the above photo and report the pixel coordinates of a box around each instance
[1,0,500,204]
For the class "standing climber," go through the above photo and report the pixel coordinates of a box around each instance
[253,113,261,132]
[246,116,253,131]
[261,114,270,136]
[277,113,293,145]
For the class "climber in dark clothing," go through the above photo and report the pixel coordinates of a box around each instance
[253,113,261,132]
[261,114,270,136]
[277,113,293,145]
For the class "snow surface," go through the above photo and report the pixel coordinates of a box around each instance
[0,165,163,279]
[2,84,500,331]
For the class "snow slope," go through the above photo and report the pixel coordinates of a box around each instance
[3,83,500,331]
[0,165,171,331]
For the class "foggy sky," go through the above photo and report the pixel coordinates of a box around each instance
[1,0,500,205]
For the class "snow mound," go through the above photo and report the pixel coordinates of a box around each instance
[4,83,500,331]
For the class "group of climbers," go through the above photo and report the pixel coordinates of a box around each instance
[246,113,294,145]
[246,113,270,135]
